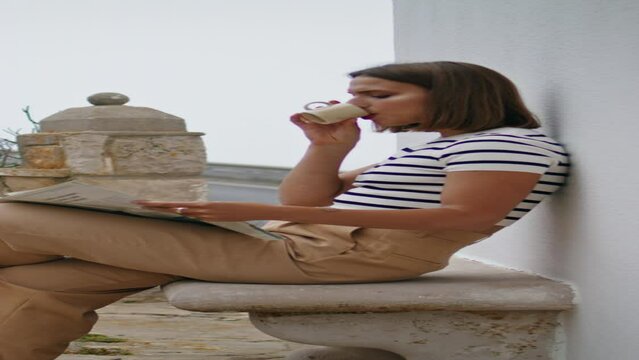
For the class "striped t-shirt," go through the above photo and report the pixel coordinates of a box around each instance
[332,127,570,226]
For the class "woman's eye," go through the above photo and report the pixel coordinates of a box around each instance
[370,94,391,99]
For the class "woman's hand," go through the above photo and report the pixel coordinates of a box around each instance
[279,102,362,206]
[291,103,361,149]
[135,201,277,222]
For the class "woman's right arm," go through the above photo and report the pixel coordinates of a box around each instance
[278,114,370,206]
[279,147,372,206]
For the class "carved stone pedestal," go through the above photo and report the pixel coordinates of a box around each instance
[0,92,208,200]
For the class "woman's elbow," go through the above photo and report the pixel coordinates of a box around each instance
[447,207,505,232]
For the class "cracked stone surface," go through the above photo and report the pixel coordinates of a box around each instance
[58,288,308,360]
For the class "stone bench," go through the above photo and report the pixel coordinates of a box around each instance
[162,257,574,360]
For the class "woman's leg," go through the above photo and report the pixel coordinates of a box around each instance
[0,203,314,283]
[0,258,177,360]
[0,203,317,359]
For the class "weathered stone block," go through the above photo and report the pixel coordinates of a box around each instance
[0,168,70,177]
[60,134,111,175]
[22,145,66,169]
[108,136,206,175]
[73,176,209,201]
[17,133,61,147]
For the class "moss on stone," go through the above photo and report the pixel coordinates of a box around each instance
[67,346,133,355]
[77,333,127,343]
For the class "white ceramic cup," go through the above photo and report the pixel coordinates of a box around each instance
[299,102,369,124]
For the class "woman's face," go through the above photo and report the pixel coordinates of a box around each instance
[347,76,432,131]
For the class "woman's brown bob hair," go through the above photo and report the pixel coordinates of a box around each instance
[349,61,540,132]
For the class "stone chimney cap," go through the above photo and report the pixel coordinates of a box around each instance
[39,92,187,132]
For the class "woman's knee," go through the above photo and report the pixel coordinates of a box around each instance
[0,258,178,293]
[0,239,62,267]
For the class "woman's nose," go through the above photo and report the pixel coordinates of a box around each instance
[347,97,366,108]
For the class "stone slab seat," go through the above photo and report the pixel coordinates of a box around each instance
[162,257,575,360]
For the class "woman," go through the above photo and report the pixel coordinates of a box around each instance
[0,61,568,359]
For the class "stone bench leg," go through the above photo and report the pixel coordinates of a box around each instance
[249,310,566,360]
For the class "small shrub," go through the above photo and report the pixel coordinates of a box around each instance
[0,106,40,168]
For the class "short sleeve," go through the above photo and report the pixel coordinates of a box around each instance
[440,137,558,174]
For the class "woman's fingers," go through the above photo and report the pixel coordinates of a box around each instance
[134,201,216,216]
[131,201,271,222]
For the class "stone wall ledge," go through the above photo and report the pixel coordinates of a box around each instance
[72,175,208,180]
[17,132,206,148]
[0,168,71,177]
[203,163,290,186]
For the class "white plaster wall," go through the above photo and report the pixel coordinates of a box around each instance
[393,1,639,359]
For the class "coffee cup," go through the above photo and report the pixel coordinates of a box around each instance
[299,102,368,124]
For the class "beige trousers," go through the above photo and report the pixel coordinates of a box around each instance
[0,203,499,359]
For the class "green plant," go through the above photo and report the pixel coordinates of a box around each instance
[66,346,133,355]
[77,333,127,343]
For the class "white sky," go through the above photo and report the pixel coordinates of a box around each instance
[0,0,395,169]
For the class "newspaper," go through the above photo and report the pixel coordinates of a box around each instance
[0,180,285,241]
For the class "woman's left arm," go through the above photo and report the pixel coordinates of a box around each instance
[137,171,540,232]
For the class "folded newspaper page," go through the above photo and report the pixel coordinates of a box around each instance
[0,180,285,241]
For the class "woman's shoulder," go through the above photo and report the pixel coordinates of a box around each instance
[448,127,565,150]
[461,126,555,140]
[403,127,567,156]
[435,127,569,174]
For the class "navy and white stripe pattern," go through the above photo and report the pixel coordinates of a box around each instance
[332,127,569,226]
